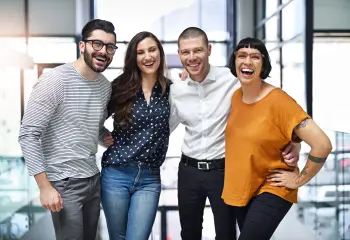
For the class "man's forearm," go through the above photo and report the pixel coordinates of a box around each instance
[34,172,52,190]
[18,73,63,176]
[18,130,46,176]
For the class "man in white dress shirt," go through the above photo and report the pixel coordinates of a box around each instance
[169,27,300,240]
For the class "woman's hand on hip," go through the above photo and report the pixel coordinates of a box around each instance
[266,169,300,189]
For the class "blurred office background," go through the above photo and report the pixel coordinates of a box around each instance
[0,0,349,239]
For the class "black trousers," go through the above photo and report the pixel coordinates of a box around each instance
[177,161,236,240]
[234,192,293,240]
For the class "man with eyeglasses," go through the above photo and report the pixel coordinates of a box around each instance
[19,19,117,240]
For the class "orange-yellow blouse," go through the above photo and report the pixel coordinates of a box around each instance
[222,88,310,206]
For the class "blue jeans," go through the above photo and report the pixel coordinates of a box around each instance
[101,162,161,240]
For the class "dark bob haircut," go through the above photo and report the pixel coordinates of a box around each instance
[228,37,272,80]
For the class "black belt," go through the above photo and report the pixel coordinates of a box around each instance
[180,154,225,170]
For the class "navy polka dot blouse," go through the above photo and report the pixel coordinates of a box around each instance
[102,82,170,168]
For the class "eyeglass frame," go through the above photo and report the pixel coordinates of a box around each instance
[83,39,118,55]
[234,51,264,62]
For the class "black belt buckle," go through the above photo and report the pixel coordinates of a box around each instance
[197,161,210,170]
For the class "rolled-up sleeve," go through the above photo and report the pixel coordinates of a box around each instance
[18,71,64,176]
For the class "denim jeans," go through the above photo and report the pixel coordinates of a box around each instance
[101,162,161,240]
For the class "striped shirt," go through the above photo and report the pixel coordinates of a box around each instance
[18,63,111,181]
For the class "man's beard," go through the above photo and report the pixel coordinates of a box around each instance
[84,50,112,73]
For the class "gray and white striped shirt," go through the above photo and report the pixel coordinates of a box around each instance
[19,63,111,181]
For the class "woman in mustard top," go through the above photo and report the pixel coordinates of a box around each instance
[222,37,332,240]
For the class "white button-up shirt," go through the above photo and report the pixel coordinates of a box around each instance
[169,65,240,160]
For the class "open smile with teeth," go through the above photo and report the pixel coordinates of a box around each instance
[95,57,107,62]
[241,68,254,75]
[144,62,154,67]
[189,63,200,67]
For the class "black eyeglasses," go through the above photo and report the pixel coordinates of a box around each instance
[83,39,118,55]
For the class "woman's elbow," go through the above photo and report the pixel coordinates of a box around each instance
[316,137,333,156]
[309,134,332,156]
[324,140,333,155]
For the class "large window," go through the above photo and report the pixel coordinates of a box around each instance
[281,0,304,41]
[281,39,306,110]
[0,66,22,156]
[96,0,227,42]
[0,37,77,156]
[265,49,281,87]
[265,15,279,42]
[0,36,77,238]
[96,0,229,69]
[265,0,278,17]
[313,37,350,133]
[28,37,76,63]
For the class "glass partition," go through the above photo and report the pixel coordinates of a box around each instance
[0,36,77,239]
[296,130,350,240]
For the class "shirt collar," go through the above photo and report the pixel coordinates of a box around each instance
[187,65,216,85]
[138,81,162,97]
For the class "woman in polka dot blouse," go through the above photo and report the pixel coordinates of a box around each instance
[100,31,171,240]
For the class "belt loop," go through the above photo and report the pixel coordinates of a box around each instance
[182,155,188,166]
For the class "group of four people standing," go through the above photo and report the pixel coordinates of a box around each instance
[19,18,332,240]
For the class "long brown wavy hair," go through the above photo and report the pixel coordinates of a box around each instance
[108,31,168,128]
